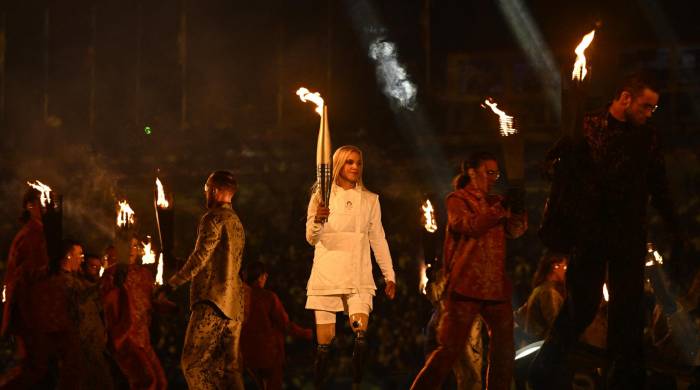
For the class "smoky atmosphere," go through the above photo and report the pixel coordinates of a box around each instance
[1,1,699,389]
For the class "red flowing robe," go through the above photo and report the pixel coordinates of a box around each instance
[101,264,167,390]
[2,218,50,337]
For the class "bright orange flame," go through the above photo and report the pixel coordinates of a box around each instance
[156,178,170,208]
[419,262,431,295]
[572,30,595,81]
[99,266,104,278]
[482,99,517,136]
[296,87,324,116]
[26,180,52,207]
[117,200,135,227]
[156,253,164,285]
[603,283,609,302]
[2,285,5,303]
[422,199,437,233]
[141,238,156,264]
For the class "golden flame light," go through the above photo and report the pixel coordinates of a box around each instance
[99,266,104,278]
[419,261,431,295]
[603,283,609,302]
[26,180,52,207]
[422,199,438,233]
[645,244,664,266]
[296,87,324,116]
[482,98,517,136]
[142,237,156,265]
[116,200,135,228]
[155,178,170,209]
[156,253,164,285]
[571,30,595,81]
[2,285,5,303]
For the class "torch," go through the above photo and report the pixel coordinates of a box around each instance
[419,197,438,295]
[562,29,595,137]
[27,180,62,262]
[297,87,331,221]
[482,99,526,211]
[154,176,175,274]
[115,200,136,264]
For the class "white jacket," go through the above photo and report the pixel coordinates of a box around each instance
[306,184,395,296]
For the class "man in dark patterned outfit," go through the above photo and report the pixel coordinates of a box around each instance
[530,72,682,390]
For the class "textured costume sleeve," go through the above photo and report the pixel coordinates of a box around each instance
[169,212,223,288]
[446,195,502,237]
[505,211,528,239]
[647,130,679,237]
[305,194,325,246]
[368,195,395,283]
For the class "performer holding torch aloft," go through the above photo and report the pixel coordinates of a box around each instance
[299,86,396,390]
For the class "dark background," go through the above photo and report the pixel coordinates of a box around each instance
[1,0,698,387]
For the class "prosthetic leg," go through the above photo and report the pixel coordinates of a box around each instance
[352,330,368,389]
[314,340,333,389]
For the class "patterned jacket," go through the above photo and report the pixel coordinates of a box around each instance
[170,203,245,321]
[443,187,527,301]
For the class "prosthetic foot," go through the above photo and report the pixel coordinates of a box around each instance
[314,341,333,389]
[352,330,368,388]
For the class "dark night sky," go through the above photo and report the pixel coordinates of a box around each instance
[0,0,698,271]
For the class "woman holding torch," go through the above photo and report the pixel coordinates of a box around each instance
[305,145,396,389]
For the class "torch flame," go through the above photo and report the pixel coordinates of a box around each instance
[603,283,609,302]
[482,99,517,136]
[99,266,104,278]
[2,285,5,303]
[156,253,164,285]
[296,87,324,116]
[571,30,595,81]
[155,178,170,209]
[645,244,664,266]
[26,180,52,207]
[422,199,438,233]
[141,238,156,265]
[116,200,135,227]
[419,261,431,295]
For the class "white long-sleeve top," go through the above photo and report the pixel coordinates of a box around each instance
[306,184,395,296]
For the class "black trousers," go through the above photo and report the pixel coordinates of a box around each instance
[546,229,647,389]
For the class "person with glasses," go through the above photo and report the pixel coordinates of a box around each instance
[530,72,683,390]
[411,151,528,390]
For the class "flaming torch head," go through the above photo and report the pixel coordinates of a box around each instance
[422,199,438,233]
[482,99,517,137]
[296,87,324,116]
[156,253,164,285]
[155,178,170,209]
[419,261,431,295]
[603,283,609,302]
[26,180,52,207]
[116,200,135,228]
[141,238,156,265]
[571,30,595,81]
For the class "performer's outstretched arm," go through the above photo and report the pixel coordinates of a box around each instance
[169,213,224,287]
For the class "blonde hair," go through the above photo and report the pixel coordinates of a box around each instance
[311,145,366,201]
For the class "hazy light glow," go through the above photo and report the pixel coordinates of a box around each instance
[369,39,417,110]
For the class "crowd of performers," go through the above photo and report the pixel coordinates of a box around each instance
[0,70,695,390]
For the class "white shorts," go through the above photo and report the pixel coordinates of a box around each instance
[306,292,374,324]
